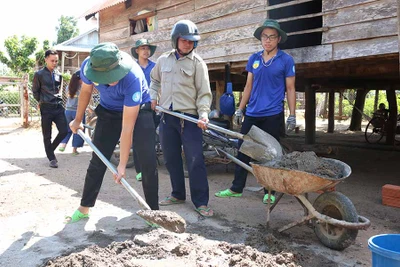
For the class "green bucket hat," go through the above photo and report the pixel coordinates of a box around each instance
[253,19,287,43]
[131,39,157,59]
[84,42,133,85]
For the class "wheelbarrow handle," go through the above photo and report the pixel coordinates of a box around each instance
[77,129,151,211]
[155,106,245,140]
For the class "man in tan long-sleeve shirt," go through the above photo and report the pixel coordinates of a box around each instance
[150,20,214,217]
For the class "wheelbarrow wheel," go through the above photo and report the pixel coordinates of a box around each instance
[312,192,358,251]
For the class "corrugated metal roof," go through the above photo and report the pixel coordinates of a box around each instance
[79,0,127,19]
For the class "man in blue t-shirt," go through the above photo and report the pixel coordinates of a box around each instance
[215,19,296,204]
[66,42,159,223]
[131,38,158,181]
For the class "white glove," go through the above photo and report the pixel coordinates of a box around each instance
[233,109,243,126]
[286,115,296,132]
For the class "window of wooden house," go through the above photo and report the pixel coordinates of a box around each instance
[129,10,157,36]
[268,0,323,49]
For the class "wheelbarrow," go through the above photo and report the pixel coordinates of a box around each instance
[216,148,371,251]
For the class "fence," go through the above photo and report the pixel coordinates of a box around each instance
[0,75,100,128]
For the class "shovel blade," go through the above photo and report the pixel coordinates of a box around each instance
[239,125,283,162]
[136,210,186,233]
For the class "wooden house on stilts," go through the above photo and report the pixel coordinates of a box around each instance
[81,0,400,144]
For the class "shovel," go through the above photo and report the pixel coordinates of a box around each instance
[155,106,283,161]
[77,129,186,233]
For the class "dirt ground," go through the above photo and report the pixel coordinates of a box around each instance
[0,118,399,267]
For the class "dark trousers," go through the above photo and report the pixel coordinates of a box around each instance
[133,111,161,174]
[80,104,159,210]
[231,112,283,194]
[40,104,68,161]
[159,113,209,208]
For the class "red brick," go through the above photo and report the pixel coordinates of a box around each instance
[382,196,400,208]
[382,184,400,198]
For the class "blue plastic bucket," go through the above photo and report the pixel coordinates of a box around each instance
[368,234,400,267]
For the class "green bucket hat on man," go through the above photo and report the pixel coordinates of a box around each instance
[84,42,133,85]
[253,19,287,43]
[131,39,157,59]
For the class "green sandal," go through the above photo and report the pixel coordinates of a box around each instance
[263,194,276,205]
[58,146,65,152]
[65,210,89,224]
[195,206,214,217]
[159,196,185,206]
[215,189,242,198]
[136,172,142,181]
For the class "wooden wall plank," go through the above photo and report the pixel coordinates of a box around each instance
[322,0,379,11]
[157,0,264,29]
[194,0,224,10]
[322,17,398,44]
[323,0,397,27]
[156,0,191,10]
[333,36,399,60]
[156,1,194,20]
[285,45,332,63]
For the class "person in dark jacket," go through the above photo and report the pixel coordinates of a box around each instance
[32,49,68,168]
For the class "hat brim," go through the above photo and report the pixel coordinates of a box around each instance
[254,26,287,44]
[84,51,133,84]
[130,45,157,59]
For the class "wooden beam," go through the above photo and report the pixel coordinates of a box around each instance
[398,0,400,74]
[277,10,338,23]
[253,0,314,13]
[328,89,335,133]
[304,82,316,144]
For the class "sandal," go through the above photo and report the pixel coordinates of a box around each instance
[72,151,79,156]
[195,206,214,217]
[64,210,89,224]
[58,146,66,152]
[215,189,242,198]
[136,172,142,181]
[263,194,276,205]
[159,196,185,206]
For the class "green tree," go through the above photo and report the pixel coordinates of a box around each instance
[0,35,38,76]
[35,40,51,68]
[56,15,79,44]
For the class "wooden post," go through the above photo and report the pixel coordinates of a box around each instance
[385,87,397,145]
[374,89,379,112]
[398,0,400,73]
[322,92,328,119]
[338,91,343,121]
[328,89,335,133]
[305,82,315,144]
[349,88,368,131]
[22,74,29,128]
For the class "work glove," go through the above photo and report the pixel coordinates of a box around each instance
[286,115,296,133]
[233,109,243,126]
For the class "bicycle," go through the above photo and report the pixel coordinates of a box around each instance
[364,112,400,144]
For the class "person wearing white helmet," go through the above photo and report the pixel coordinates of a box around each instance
[150,20,214,217]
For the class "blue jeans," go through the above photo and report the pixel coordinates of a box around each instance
[231,112,283,194]
[61,109,85,148]
[159,113,209,208]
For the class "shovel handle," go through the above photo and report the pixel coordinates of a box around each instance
[77,129,151,211]
[155,106,245,140]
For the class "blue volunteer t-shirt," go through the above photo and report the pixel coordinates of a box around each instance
[245,49,295,117]
[80,58,151,112]
[139,60,155,87]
